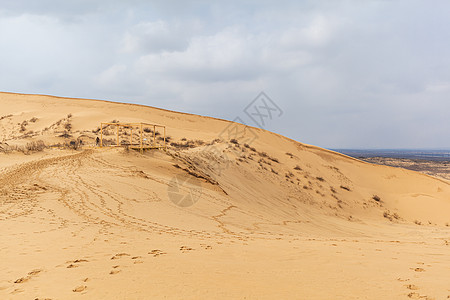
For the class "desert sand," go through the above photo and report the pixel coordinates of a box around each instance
[0,92,449,299]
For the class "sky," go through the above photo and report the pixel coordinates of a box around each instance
[1,0,450,149]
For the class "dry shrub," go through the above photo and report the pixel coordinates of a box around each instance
[158,136,171,142]
[0,140,46,154]
[26,140,46,152]
[64,123,72,131]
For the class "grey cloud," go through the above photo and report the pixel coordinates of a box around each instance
[1,0,450,148]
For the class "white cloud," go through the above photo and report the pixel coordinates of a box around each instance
[95,64,127,86]
[120,20,191,54]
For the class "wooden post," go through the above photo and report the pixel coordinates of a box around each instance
[130,127,133,145]
[164,126,166,150]
[153,125,156,148]
[116,124,119,146]
[140,123,143,154]
[100,123,103,147]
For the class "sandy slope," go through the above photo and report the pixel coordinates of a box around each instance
[0,92,449,299]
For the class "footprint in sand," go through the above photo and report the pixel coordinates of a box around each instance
[111,253,130,260]
[179,246,194,253]
[67,259,89,268]
[14,269,42,283]
[411,267,425,272]
[131,256,144,264]
[14,277,29,284]
[406,292,432,299]
[73,285,87,292]
[200,244,212,250]
[109,269,121,275]
[67,264,78,268]
[28,269,42,276]
[148,249,166,257]
[405,284,419,290]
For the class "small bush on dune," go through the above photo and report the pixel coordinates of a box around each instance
[0,140,47,154]
[64,122,72,131]
[157,136,171,142]
[26,140,46,152]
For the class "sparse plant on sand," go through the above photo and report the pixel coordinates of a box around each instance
[64,122,72,131]
[20,120,28,132]
[1,140,47,154]
[26,140,46,152]
[372,195,381,202]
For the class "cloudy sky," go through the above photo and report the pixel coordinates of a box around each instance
[1,0,450,149]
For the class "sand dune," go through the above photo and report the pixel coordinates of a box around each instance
[1,92,449,299]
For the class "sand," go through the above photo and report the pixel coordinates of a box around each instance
[0,92,449,299]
